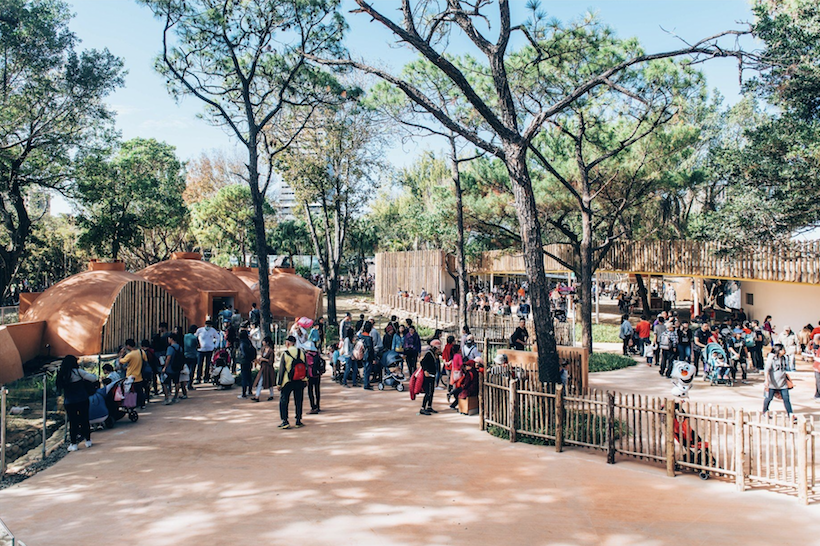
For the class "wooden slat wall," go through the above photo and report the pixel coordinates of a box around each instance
[375,250,449,305]
[470,241,820,284]
[101,281,188,353]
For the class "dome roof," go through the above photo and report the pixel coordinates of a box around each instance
[22,270,146,356]
[231,268,323,319]
[138,255,256,327]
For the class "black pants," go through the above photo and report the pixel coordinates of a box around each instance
[135,380,148,407]
[421,377,435,409]
[308,377,321,410]
[660,349,676,377]
[197,351,213,381]
[622,338,630,356]
[65,400,91,444]
[693,348,702,375]
[240,362,253,396]
[406,351,418,376]
[751,347,764,370]
[279,381,305,424]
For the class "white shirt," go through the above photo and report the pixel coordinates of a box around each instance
[196,326,219,352]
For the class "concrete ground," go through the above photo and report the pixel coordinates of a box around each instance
[2,379,820,546]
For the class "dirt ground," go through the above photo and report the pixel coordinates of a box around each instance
[2,375,820,545]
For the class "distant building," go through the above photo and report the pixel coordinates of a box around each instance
[273,181,321,220]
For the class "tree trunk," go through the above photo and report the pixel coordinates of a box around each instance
[635,274,651,315]
[247,135,273,336]
[580,198,594,354]
[326,270,338,326]
[505,144,559,382]
[449,137,469,329]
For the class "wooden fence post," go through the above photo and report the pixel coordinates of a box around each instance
[509,378,518,443]
[665,399,676,477]
[484,338,490,362]
[798,416,809,505]
[555,384,564,452]
[607,391,616,464]
[735,409,746,492]
[478,370,486,431]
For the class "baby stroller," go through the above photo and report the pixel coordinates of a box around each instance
[704,342,732,386]
[88,388,109,430]
[211,348,235,389]
[110,378,139,423]
[378,350,406,392]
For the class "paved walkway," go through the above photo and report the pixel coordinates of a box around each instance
[2,381,820,545]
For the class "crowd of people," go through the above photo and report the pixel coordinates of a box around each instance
[619,309,820,420]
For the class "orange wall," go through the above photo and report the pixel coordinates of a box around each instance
[0,321,46,384]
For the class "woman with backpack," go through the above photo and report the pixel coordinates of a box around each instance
[56,355,98,452]
[251,336,275,402]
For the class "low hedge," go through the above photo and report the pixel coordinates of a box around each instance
[589,353,637,372]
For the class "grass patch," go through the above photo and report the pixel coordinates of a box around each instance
[589,353,637,372]
[574,322,622,343]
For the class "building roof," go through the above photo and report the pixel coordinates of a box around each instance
[230,267,323,320]
[138,254,256,327]
[21,269,145,356]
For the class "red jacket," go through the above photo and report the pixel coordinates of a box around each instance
[457,367,478,399]
[408,367,424,400]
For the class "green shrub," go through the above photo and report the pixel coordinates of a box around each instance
[589,353,637,372]
[415,325,435,339]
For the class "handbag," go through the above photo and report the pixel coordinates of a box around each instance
[785,374,794,389]
[82,379,97,396]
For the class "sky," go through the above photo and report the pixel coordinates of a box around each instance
[58,0,757,211]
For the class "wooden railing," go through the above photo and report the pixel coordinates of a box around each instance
[472,241,820,284]
[384,294,574,346]
[480,367,817,503]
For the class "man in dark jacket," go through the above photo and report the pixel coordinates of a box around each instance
[419,340,442,415]
[359,322,376,390]
[510,319,528,351]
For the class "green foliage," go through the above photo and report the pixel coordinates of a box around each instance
[76,138,187,261]
[17,213,91,288]
[589,353,637,372]
[574,323,622,343]
[190,184,269,267]
[269,219,312,263]
[0,0,124,292]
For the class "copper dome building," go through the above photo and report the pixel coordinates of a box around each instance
[230,267,323,320]
[138,252,256,328]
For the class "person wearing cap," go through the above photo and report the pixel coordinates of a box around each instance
[463,334,481,362]
[277,335,307,429]
[726,327,749,384]
[419,340,442,415]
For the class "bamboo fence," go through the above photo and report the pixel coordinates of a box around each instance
[100,281,187,354]
[480,365,818,503]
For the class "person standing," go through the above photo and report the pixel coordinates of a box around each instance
[251,336,276,402]
[618,315,634,356]
[726,328,749,384]
[236,330,257,399]
[277,335,308,429]
[419,340,442,415]
[341,327,357,387]
[359,322,376,390]
[304,340,323,414]
[339,312,352,341]
[150,322,170,395]
[693,322,711,375]
[162,333,184,405]
[403,325,421,376]
[56,355,97,451]
[763,343,794,417]
[652,316,666,367]
[249,302,261,327]
[777,326,799,371]
[749,320,765,371]
[119,339,146,407]
[635,315,652,357]
[510,319,529,351]
[183,325,198,390]
[316,317,326,351]
[677,321,692,363]
[195,320,218,383]
[658,320,679,378]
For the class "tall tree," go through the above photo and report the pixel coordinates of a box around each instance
[311,1,746,381]
[183,150,246,205]
[268,219,311,269]
[277,101,386,324]
[75,138,187,262]
[139,0,347,335]
[0,0,123,296]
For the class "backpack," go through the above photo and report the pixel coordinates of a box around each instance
[352,340,365,361]
[744,333,756,348]
[659,330,671,350]
[142,348,157,377]
[306,351,325,378]
[288,349,307,381]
